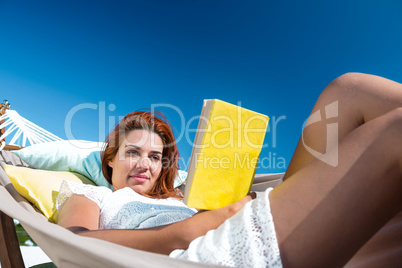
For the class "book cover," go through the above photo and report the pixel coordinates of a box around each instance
[184,99,269,210]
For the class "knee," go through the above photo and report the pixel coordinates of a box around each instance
[321,72,375,99]
[331,72,367,85]
[328,72,368,92]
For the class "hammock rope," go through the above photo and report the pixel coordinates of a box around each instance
[0,107,63,150]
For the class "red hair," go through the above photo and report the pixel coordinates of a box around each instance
[101,110,182,199]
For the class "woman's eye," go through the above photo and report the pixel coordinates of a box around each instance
[127,151,140,156]
[150,155,161,161]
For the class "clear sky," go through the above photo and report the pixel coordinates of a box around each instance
[1,0,402,173]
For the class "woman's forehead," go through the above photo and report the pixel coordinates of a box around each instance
[123,129,163,149]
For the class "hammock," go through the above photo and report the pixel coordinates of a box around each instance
[0,108,62,150]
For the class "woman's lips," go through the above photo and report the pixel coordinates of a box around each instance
[130,175,148,183]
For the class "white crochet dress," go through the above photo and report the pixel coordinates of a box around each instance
[57,181,282,268]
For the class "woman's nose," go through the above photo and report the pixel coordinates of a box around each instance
[136,156,150,169]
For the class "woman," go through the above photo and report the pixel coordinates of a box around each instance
[58,73,402,267]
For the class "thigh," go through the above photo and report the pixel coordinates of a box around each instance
[345,211,402,268]
[270,109,402,267]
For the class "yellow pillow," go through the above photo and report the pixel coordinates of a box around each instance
[4,164,95,223]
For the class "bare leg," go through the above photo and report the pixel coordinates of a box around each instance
[284,72,402,179]
[270,73,402,267]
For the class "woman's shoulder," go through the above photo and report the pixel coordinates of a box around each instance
[57,180,112,212]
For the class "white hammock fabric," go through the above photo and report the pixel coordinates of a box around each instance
[0,110,62,150]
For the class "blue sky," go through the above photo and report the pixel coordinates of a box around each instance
[1,0,402,173]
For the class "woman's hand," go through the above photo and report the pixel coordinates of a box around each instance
[176,193,256,249]
[197,192,256,222]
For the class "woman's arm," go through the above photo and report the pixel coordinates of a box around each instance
[57,194,100,230]
[58,193,253,255]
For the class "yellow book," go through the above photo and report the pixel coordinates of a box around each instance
[184,99,269,210]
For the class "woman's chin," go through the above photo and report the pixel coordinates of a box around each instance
[129,185,148,195]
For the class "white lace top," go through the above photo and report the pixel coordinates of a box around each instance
[56,180,197,229]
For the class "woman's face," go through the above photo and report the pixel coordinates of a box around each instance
[108,129,164,194]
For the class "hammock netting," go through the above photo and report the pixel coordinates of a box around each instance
[0,109,62,150]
